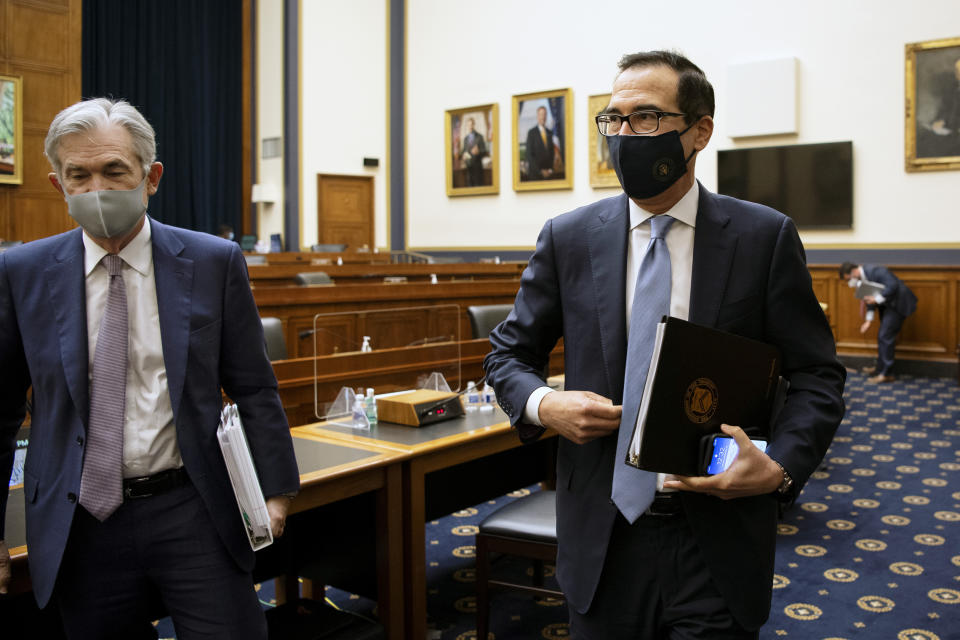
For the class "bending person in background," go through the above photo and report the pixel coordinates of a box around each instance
[840,261,918,383]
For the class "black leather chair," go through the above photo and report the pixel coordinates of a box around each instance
[294,271,333,285]
[466,304,513,340]
[260,317,288,361]
[475,489,562,639]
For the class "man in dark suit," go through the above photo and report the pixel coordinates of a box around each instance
[524,106,556,180]
[485,51,845,638]
[0,98,299,638]
[840,262,918,383]
[460,117,488,187]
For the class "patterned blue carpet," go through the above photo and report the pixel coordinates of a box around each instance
[155,371,959,640]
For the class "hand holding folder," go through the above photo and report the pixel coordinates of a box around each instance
[218,404,274,550]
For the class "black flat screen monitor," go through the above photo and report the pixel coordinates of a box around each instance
[717,141,853,230]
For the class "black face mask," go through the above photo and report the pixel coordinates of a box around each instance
[607,125,697,199]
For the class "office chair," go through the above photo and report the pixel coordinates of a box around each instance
[260,317,288,361]
[294,272,333,285]
[311,243,347,252]
[475,489,561,640]
[466,304,514,339]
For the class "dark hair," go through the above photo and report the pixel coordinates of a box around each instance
[617,50,715,125]
[839,261,857,278]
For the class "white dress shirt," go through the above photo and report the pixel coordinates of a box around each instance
[83,217,182,478]
[523,182,699,425]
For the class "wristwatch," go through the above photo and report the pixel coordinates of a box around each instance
[774,461,794,498]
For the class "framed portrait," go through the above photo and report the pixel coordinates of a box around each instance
[905,36,960,172]
[0,75,23,186]
[512,88,573,191]
[446,103,498,196]
[588,93,619,188]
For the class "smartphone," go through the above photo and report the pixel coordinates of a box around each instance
[702,435,768,475]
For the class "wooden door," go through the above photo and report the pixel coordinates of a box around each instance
[316,174,374,251]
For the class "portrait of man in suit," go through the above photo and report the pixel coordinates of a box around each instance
[485,51,846,638]
[514,91,570,189]
[460,116,489,187]
[0,98,300,638]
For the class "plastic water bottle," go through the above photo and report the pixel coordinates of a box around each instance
[365,388,378,426]
[465,381,480,413]
[352,390,369,428]
[480,383,496,413]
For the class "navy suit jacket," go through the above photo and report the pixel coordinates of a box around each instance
[484,186,846,629]
[0,218,300,607]
[862,264,917,318]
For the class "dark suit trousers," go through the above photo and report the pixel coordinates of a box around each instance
[55,482,267,640]
[877,307,906,375]
[568,511,757,640]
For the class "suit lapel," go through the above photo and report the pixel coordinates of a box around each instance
[46,230,90,426]
[587,194,630,400]
[689,186,737,328]
[150,218,193,422]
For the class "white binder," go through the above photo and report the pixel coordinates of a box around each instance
[217,403,273,550]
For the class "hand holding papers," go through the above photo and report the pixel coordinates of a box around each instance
[854,278,885,300]
[218,404,273,550]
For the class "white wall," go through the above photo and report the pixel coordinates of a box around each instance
[299,0,388,251]
[255,0,286,242]
[405,0,960,250]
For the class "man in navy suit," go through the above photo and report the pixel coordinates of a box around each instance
[485,51,845,638]
[0,98,299,638]
[524,106,557,180]
[840,262,917,383]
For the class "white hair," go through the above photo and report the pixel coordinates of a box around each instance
[44,98,156,178]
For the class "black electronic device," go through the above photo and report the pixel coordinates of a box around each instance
[717,141,853,230]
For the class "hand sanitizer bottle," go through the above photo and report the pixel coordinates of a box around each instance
[465,381,480,413]
[365,388,378,426]
[361,336,372,352]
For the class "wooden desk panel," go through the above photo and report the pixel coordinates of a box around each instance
[248,261,526,287]
[253,280,522,358]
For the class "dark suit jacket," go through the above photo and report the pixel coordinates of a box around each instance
[525,124,554,179]
[0,218,300,607]
[484,186,846,630]
[861,264,917,318]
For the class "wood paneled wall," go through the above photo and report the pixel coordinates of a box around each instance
[0,0,81,242]
[809,265,960,364]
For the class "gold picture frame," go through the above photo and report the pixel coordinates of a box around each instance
[588,93,619,188]
[445,103,499,196]
[0,75,23,185]
[512,88,573,191]
[905,36,960,172]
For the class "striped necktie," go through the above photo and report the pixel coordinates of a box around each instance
[79,254,128,521]
[611,214,675,523]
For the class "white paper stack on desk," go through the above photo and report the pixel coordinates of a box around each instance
[218,403,274,550]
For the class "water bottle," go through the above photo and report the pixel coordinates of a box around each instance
[480,383,496,413]
[352,390,369,428]
[465,381,480,413]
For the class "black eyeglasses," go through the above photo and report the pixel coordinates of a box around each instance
[595,110,688,136]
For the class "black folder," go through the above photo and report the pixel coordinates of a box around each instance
[625,317,782,476]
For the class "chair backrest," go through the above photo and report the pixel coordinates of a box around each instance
[310,243,347,252]
[260,317,288,361]
[294,271,333,285]
[467,304,514,339]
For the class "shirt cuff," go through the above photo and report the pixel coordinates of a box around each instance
[523,386,554,427]
[865,309,875,322]
[874,293,885,305]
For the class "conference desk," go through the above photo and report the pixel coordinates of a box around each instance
[2,432,409,640]
[296,409,556,640]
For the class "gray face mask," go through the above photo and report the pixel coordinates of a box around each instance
[64,179,147,239]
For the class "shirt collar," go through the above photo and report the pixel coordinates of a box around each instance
[82,216,153,277]
[628,181,699,231]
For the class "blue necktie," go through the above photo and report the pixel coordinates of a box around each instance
[611,214,675,523]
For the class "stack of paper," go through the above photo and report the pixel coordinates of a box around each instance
[854,279,885,300]
[218,404,273,550]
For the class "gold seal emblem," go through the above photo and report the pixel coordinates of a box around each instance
[683,377,718,424]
